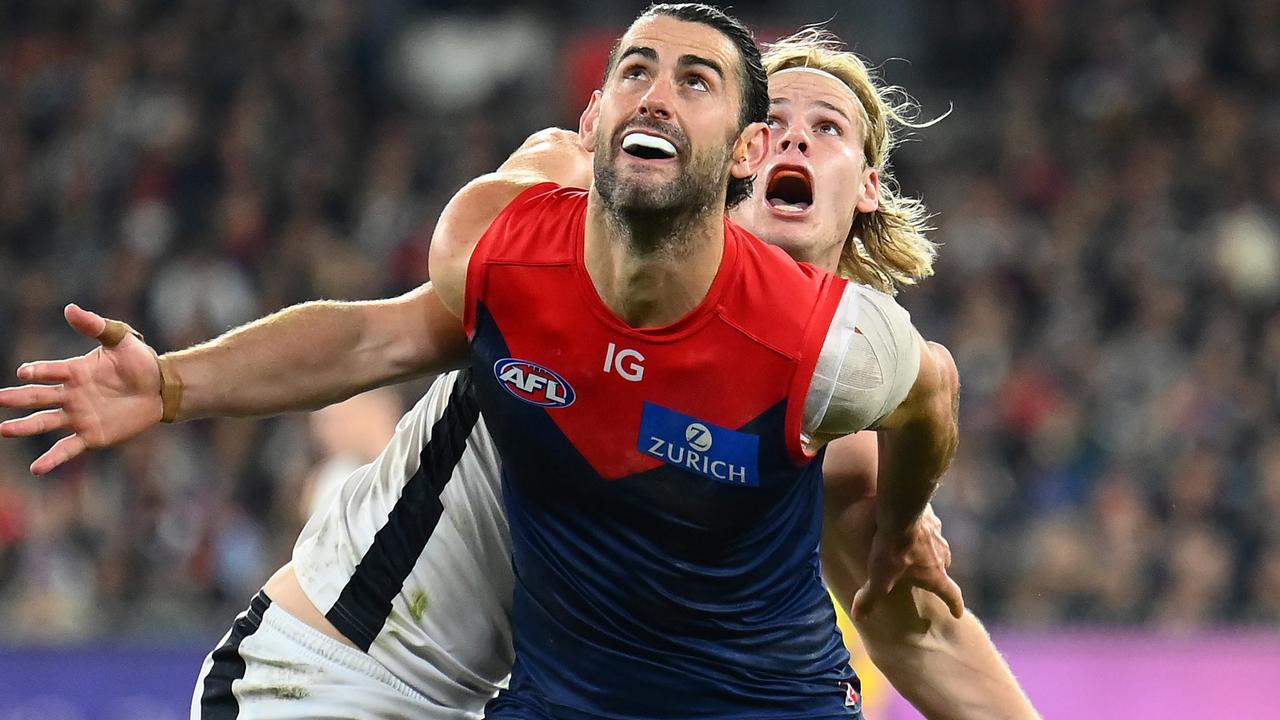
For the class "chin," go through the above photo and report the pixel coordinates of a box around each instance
[758,225,816,260]
[613,183,682,213]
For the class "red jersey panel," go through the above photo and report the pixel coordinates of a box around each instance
[463,183,846,477]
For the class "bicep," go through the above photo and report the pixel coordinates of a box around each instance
[802,285,923,449]
[875,340,958,432]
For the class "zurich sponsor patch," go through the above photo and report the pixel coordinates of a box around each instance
[638,402,759,486]
[494,358,575,408]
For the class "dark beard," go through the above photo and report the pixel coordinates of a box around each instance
[594,138,732,257]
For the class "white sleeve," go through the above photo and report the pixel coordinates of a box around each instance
[800,284,922,451]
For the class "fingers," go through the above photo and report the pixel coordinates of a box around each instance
[16,359,75,383]
[851,583,881,619]
[943,576,965,618]
[0,384,64,410]
[64,303,107,342]
[852,566,897,619]
[919,572,966,619]
[31,434,88,476]
[98,319,137,347]
[66,304,142,347]
[0,409,70,438]
[855,569,966,621]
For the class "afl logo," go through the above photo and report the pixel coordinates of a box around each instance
[494,358,576,408]
[685,423,713,452]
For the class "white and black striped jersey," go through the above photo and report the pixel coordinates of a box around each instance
[292,369,514,715]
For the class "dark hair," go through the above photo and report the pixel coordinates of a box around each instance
[603,3,768,207]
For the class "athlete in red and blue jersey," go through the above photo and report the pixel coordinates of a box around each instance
[465,183,860,718]
[425,6,961,718]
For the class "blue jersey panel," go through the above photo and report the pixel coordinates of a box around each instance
[472,304,861,720]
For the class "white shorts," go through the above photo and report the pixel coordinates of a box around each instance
[191,592,476,720]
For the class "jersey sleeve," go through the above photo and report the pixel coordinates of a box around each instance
[800,283,922,451]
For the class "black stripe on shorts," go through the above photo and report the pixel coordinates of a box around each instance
[198,590,272,719]
[326,369,480,651]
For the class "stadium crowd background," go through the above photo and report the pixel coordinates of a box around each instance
[0,0,1278,645]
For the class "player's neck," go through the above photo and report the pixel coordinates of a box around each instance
[584,192,726,329]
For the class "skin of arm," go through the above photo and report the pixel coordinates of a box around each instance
[848,339,963,619]
[872,340,960,533]
[0,129,591,473]
[822,435,1041,720]
[172,283,467,419]
[428,128,590,318]
[178,128,593,419]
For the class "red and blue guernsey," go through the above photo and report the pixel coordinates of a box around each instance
[464,184,863,720]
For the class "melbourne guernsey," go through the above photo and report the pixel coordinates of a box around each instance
[464,184,870,720]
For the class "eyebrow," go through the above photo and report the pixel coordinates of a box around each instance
[813,99,854,124]
[617,46,658,66]
[769,97,855,125]
[679,54,724,81]
[616,46,724,81]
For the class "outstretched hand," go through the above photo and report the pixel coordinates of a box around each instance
[0,304,163,475]
[852,505,964,620]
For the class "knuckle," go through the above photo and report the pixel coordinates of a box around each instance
[65,362,86,384]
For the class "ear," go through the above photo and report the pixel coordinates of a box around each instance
[729,121,770,181]
[855,166,880,215]
[578,90,603,151]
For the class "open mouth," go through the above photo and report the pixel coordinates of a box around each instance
[766,169,813,214]
[621,132,678,160]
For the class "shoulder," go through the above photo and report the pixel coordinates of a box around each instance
[428,174,564,318]
[429,127,592,319]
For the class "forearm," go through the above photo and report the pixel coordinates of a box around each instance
[875,342,959,531]
[874,416,953,530]
[823,494,1036,720]
[169,285,466,419]
[854,588,1040,720]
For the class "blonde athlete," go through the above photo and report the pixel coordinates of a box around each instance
[750,30,1037,717]
[0,18,1038,720]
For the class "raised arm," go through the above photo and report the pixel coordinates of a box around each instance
[851,340,960,616]
[0,283,468,475]
[0,128,592,475]
[822,441,1040,720]
[801,283,960,615]
[164,283,468,419]
[856,584,1041,720]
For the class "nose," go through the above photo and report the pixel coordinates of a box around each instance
[778,127,809,156]
[638,79,674,121]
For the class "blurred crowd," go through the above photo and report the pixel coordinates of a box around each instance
[0,0,1277,643]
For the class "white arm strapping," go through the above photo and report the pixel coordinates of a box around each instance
[801,284,923,451]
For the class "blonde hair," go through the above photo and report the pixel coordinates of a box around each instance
[763,28,941,293]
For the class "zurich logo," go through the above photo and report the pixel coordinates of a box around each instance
[494,358,576,408]
[638,403,759,486]
[685,423,713,452]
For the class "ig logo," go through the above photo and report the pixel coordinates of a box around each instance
[603,342,645,382]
